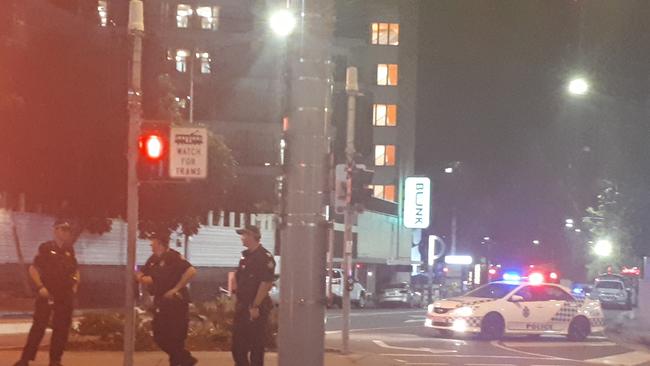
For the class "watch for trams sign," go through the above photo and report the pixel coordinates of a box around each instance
[169,127,208,179]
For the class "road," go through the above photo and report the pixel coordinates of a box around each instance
[324,307,650,366]
[1,307,648,365]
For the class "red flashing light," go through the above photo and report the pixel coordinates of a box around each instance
[621,267,640,276]
[140,134,164,160]
[488,268,497,275]
[549,272,558,280]
[355,263,363,269]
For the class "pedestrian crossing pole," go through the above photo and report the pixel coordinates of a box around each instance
[124,1,144,365]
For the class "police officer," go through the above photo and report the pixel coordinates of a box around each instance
[231,225,275,366]
[136,235,198,366]
[14,220,79,366]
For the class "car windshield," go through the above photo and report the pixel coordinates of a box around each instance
[464,283,519,299]
[596,281,623,289]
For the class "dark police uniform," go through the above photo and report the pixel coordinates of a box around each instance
[141,249,195,366]
[232,245,275,366]
[20,240,78,365]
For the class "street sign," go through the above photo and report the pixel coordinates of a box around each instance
[169,127,208,179]
[403,176,431,229]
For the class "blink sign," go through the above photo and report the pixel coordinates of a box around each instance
[169,127,208,179]
[403,177,431,229]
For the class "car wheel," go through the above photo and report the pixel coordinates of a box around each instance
[480,313,505,341]
[567,316,590,341]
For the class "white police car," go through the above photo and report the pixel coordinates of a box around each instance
[425,279,604,340]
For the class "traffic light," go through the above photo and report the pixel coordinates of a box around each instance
[138,121,170,180]
[350,164,373,211]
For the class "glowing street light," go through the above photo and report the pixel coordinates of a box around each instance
[565,218,575,229]
[269,9,297,37]
[594,239,613,257]
[567,77,590,96]
[532,240,540,246]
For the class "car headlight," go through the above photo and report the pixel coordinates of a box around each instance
[451,306,473,317]
[427,304,434,313]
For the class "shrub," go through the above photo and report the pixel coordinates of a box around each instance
[69,297,278,351]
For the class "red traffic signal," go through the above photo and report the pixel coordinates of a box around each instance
[140,133,165,160]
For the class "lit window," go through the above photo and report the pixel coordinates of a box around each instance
[197,6,220,30]
[371,185,396,202]
[373,104,397,126]
[377,64,398,86]
[374,145,396,166]
[98,1,108,27]
[175,96,188,109]
[196,51,211,74]
[371,23,399,46]
[175,49,189,72]
[177,4,193,28]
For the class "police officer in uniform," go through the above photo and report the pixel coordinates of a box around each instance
[231,225,276,366]
[14,220,79,366]
[136,235,198,366]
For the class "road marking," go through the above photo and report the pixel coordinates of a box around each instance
[490,341,573,361]
[404,319,425,323]
[327,310,424,319]
[372,340,457,354]
[502,341,618,347]
[585,351,650,366]
[379,354,573,360]
[325,324,421,335]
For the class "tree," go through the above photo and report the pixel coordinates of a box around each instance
[582,180,639,278]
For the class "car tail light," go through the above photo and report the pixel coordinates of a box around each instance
[549,272,558,280]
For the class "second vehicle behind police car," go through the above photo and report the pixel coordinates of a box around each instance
[425,279,604,341]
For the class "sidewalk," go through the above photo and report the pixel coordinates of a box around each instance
[0,350,396,366]
[605,308,650,353]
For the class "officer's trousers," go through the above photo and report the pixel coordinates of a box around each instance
[232,310,268,366]
[152,300,193,366]
[21,296,73,363]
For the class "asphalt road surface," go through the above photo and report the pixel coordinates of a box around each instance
[325,307,650,366]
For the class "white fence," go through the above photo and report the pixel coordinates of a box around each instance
[0,209,276,268]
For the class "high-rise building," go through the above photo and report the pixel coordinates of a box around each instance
[95,0,420,291]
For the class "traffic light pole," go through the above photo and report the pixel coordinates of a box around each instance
[342,66,359,355]
[124,1,143,366]
[278,0,333,365]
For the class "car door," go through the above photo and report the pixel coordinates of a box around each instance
[546,285,582,332]
[505,285,558,332]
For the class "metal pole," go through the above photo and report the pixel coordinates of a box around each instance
[450,208,457,255]
[342,66,358,354]
[278,0,333,364]
[189,49,195,125]
[124,1,143,365]
[327,154,335,307]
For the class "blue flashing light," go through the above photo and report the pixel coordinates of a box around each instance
[572,287,584,294]
[502,272,521,281]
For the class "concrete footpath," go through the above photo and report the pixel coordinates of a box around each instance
[0,350,396,366]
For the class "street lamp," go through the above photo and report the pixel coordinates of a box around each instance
[532,239,540,246]
[565,218,575,229]
[269,9,297,37]
[594,239,613,257]
[567,77,590,96]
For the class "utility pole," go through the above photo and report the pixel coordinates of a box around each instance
[278,0,334,365]
[124,1,143,365]
[342,66,358,354]
[450,208,457,255]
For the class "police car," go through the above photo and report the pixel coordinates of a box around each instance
[425,277,604,341]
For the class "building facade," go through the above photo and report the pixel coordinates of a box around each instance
[94,0,420,294]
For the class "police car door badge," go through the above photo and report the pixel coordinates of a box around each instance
[522,306,530,318]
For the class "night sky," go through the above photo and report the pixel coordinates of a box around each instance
[415,0,650,273]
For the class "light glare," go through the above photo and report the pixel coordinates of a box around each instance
[270,9,297,37]
[594,239,613,257]
[568,78,590,96]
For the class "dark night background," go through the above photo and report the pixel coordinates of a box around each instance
[415,0,650,278]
